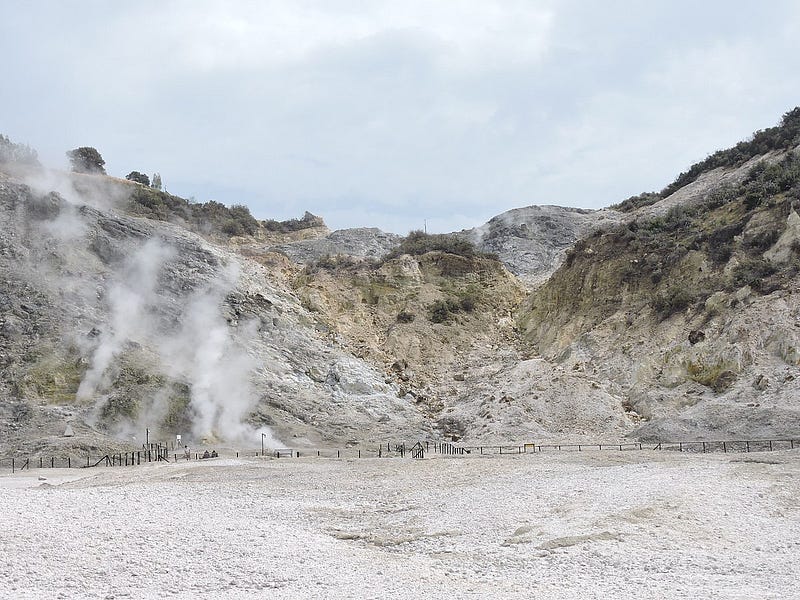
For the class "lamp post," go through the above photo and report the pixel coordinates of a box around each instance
[261,433,266,457]
[146,428,150,447]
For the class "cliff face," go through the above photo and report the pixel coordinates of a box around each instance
[3,109,800,453]
[0,171,429,454]
[518,146,800,440]
[462,205,623,288]
[0,166,639,452]
[289,251,529,440]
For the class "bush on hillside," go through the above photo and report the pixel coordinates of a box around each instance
[66,146,106,174]
[427,288,481,323]
[730,258,777,290]
[651,285,695,317]
[610,192,661,212]
[660,107,800,198]
[228,204,259,235]
[428,299,461,323]
[390,230,476,258]
[383,231,499,265]
[263,211,324,232]
[126,171,150,186]
[396,310,415,323]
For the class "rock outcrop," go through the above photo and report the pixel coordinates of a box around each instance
[462,205,623,288]
[3,108,800,453]
[0,173,427,454]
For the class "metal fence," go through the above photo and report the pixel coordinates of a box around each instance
[2,437,798,473]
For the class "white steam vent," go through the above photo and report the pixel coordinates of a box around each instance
[76,236,281,446]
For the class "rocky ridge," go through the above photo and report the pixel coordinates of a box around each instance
[0,172,428,455]
[519,142,800,440]
[3,108,800,454]
[463,205,623,288]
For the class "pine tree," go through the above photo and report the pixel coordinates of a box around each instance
[66,147,106,174]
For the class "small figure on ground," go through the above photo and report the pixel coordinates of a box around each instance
[183,445,190,460]
[211,450,218,458]
[202,450,210,459]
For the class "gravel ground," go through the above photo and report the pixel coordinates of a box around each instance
[1,450,799,599]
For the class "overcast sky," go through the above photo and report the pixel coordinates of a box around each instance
[2,1,799,233]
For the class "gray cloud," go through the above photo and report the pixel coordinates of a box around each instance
[2,0,798,233]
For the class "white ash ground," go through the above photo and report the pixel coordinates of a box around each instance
[1,450,799,599]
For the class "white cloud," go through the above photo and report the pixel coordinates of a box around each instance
[1,0,798,233]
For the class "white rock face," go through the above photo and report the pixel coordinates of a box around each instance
[765,211,800,264]
[0,173,427,451]
[3,144,800,452]
[462,205,623,288]
[269,227,402,262]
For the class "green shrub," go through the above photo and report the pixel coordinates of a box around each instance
[459,295,476,312]
[306,254,377,274]
[99,394,137,422]
[610,192,661,212]
[429,300,452,323]
[384,230,479,261]
[427,289,481,322]
[125,171,150,186]
[651,285,695,317]
[396,310,415,323]
[228,204,259,235]
[730,258,777,290]
[263,211,324,232]
[66,146,106,174]
[161,383,193,431]
[221,219,244,236]
[660,107,800,198]
[704,223,744,263]
[704,183,739,209]
[428,298,462,323]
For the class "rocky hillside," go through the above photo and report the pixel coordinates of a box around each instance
[462,205,622,287]
[519,108,800,441]
[267,227,402,264]
[0,169,430,455]
[2,108,799,455]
